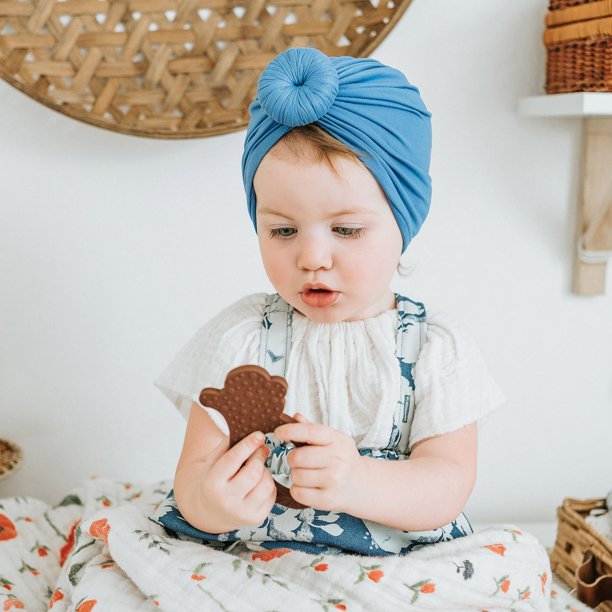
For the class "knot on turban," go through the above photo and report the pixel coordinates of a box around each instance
[242,47,432,253]
[257,47,339,127]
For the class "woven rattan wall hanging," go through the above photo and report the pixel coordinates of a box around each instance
[0,0,413,138]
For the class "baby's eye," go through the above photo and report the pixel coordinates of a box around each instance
[269,227,296,238]
[334,227,364,238]
[269,227,364,239]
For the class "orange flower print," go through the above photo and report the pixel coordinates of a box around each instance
[540,572,548,594]
[88,518,110,544]
[484,544,506,556]
[356,564,383,584]
[321,600,345,609]
[368,570,384,583]
[31,541,49,557]
[405,580,435,604]
[188,562,211,581]
[314,563,328,572]
[96,495,112,508]
[75,599,97,612]
[18,561,39,576]
[1,578,13,591]
[0,515,17,541]
[252,548,292,562]
[3,599,25,611]
[490,575,512,598]
[520,589,531,600]
[49,589,65,608]
[59,521,79,567]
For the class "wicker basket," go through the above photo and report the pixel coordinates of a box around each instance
[549,0,604,11]
[550,497,612,610]
[0,0,413,139]
[0,439,23,481]
[544,0,612,93]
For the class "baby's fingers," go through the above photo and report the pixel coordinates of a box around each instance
[243,471,277,523]
[213,432,266,481]
[230,444,270,495]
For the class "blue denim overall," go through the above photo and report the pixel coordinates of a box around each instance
[151,293,473,556]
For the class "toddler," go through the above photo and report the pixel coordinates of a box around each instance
[151,48,506,556]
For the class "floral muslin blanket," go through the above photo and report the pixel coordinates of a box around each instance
[0,477,586,611]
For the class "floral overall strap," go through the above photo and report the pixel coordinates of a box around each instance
[388,293,428,456]
[258,293,293,377]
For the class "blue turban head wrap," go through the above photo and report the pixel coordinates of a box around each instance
[242,47,432,253]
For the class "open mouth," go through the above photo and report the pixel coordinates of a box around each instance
[300,288,340,308]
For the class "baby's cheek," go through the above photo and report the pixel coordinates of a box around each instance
[263,252,290,284]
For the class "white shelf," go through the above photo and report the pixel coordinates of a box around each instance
[518,92,612,117]
[517,93,612,294]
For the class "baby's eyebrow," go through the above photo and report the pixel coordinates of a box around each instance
[258,207,377,218]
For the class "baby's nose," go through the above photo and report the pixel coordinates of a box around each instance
[297,236,333,270]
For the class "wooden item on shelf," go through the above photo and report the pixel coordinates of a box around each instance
[574,117,612,294]
[0,0,413,139]
[0,439,23,481]
[517,93,612,294]
[550,497,612,611]
[544,0,612,94]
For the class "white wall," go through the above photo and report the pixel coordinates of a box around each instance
[1,0,610,526]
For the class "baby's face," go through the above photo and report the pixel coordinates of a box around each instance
[254,151,403,323]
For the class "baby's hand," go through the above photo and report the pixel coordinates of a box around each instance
[200,432,276,532]
[274,415,362,512]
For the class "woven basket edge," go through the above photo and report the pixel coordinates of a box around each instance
[546,0,612,27]
[544,15,612,45]
[562,498,612,556]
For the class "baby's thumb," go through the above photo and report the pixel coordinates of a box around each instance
[293,412,310,423]
[208,434,230,461]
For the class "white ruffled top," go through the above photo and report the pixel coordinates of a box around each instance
[154,293,506,451]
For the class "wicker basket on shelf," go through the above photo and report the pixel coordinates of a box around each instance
[544,0,612,93]
[550,497,612,610]
[549,0,603,10]
[0,439,23,481]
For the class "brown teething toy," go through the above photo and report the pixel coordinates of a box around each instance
[199,364,306,509]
